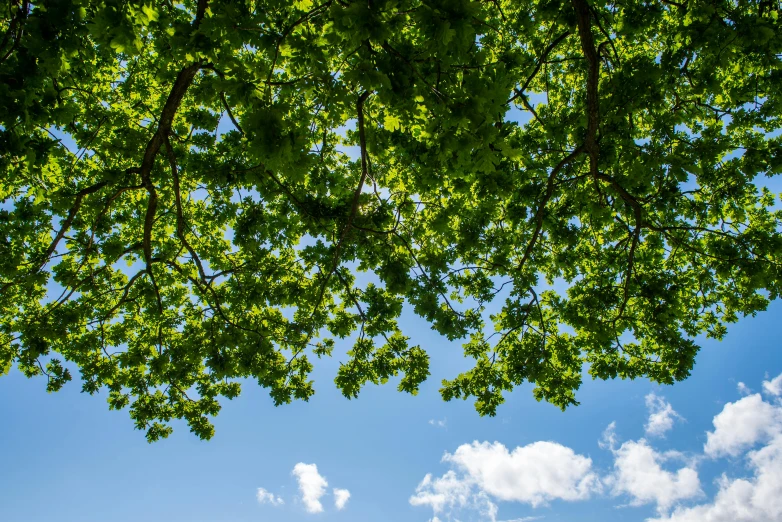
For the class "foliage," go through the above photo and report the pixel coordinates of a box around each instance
[1,0,781,440]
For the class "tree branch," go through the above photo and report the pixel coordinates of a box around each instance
[517,147,584,273]
[165,137,207,282]
[135,0,211,312]
[0,0,29,65]
[507,31,571,105]
[220,92,244,134]
[572,0,600,176]
[265,2,331,97]
[306,91,373,345]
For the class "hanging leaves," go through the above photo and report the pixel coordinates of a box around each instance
[1,0,781,440]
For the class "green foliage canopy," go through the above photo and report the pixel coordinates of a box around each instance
[1,0,781,440]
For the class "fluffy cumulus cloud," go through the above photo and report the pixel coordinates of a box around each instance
[645,393,684,438]
[703,394,782,458]
[292,463,329,514]
[290,463,351,514]
[256,487,284,506]
[651,378,782,522]
[333,488,351,510]
[410,440,601,521]
[444,441,601,505]
[606,439,701,511]
[411,372,782,522]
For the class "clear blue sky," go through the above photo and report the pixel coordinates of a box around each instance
[2,293,781,522]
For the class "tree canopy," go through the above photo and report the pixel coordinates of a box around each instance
[1,0,781,441]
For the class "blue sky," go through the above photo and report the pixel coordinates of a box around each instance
[2,294,781,522]
[4,106,782,521]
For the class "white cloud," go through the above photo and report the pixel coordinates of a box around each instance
[599,422,618,451]
[410,441,600,521]
[333,488,351,510]
[410,471,474,515]
[651,425,782,521]
[446,441,601,506]
[703,394,782,458]
[763,372,782,397]
[256,487,284,506]
[429,418,447,428]
[650,375,782,521]
[606,439,701,512]
[645,393,684,438]
[737,382,752,396]
[292,463,328,514]
[413,372,782,522]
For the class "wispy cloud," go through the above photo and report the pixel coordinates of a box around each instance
[645,393,684,438]
[256,487,284,506]
[599,422,618,451]
[429,418,447,428]
[763,373,782,397]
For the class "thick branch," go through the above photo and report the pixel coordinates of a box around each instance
[142,166,162,312]
[195,0,209,23]
[572,0,600,175]
[139,62,204,183]
[135,0,210,311]
[347,90,372,233]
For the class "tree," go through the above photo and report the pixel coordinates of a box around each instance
[1,0,780,441]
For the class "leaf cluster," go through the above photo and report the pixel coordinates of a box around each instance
[1,0,781,440]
